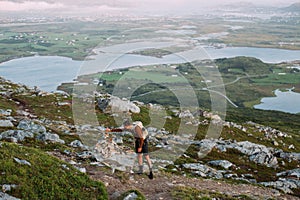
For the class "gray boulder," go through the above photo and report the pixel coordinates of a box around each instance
[193,139,216,158]
[0,120,14,127]
[215,140,278,167]
[97,98,109,112]
[113,136,123,144]
[249,152,278,167]
[276,151,300,162]
[182,163,212,173]
[69,140,85,148]
[235,141,271,156]
[208,160,233,169]
[77,151,94,159]
[36,133,65,144]
[0,130,34,142]
[17,119,46,134]
[16,110,37,118]
[0,109,12,116]
[0,192,20,200]
[234,141,278,167]
[277,168,300,178]
[178,110,194,119]
[109,97,140,113]
[14,158,31,166]
[182,163,225,179]
[2,184,17,192]
[260,178,298,194]
[123,192,138,200]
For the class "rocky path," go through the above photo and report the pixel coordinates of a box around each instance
[87,165,300,200]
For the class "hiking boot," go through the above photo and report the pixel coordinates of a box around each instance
[136,165,143,175]
[148,171,153,179]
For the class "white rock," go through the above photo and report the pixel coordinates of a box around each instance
[14,158,31,166]
[0,120,14,127]
[208,160,233,169]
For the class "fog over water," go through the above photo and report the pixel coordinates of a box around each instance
[0,0,299,16]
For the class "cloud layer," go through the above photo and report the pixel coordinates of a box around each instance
[0,0,299,15]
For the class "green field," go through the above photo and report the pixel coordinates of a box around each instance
[67,56,299,110]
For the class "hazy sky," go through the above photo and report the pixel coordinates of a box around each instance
[0,0,299,15]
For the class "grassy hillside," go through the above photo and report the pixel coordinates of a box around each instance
[0,142,108,200]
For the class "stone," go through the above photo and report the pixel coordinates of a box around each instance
[288,144,295,149]
[111,191,121,199]
[194,139,281,167]
[234,141,278,167]
[277,168,300,178]
[0,192,21,200]
[123,192,138,200]
[208,160,233,169]
[234,177,257,184]
[16,110,36,118]
[260,178,298,194]
[208,170,224,179]
[97,98,109,111]
[77,151,94,159]
[192,110,204,117]
[0,130,34,142]
[276,151,300,162]
[2,184,17,192]
[36,133,65,144]
[75,167,87,173]
[113,136,123,144]
[193,139,216,158]
[57,102,70,106]
[61,164,69,170]
[0,120,14,127]
[0,109,12,116]
[249,152,278,167]
[182,163,226,179]
[17,119,46,134]
[182,163,212,174]
[193,171,207,177]
[14,158,31,166]
[224,173,238,179]
[69,140,85,148]
[109,96,140,113]
[272,140,279,146]
[178,110,194,119]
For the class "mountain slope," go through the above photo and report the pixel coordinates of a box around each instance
[281,3,300,12]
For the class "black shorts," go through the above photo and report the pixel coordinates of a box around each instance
[135,138,148,154]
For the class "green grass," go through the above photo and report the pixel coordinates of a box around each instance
[251,73,300,85]
[128,48,172,58]
[0,142,108,200]
[112,67,186,84]
[11,93,74,124]
[0,97,18,114]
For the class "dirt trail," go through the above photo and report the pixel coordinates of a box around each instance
[87,165,300,200]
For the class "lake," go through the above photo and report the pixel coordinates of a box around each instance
[0,56,82,92]
[254,89,300,114]
[1,45,300,114]
[205,47,300,63]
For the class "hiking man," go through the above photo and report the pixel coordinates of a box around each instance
[106,120,153,179]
